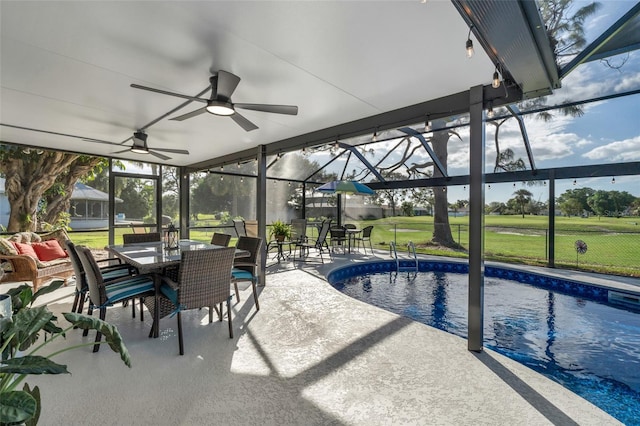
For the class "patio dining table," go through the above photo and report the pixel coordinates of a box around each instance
[106,240,249,337]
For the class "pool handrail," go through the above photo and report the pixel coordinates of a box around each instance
[389,241,418,272]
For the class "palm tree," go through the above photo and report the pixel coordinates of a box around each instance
[513,189,533,218]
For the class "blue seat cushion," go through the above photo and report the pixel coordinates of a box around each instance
[102,268,131,281]
[231,268,254,281]
[160,283,178,306]
[104,276,155,304]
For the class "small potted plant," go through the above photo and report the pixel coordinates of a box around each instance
[270,220,291,242]
[0,281,131,425]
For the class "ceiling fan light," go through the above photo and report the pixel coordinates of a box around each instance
[131,131,149,154]
[130,146,149,154]
[206,100,235,116]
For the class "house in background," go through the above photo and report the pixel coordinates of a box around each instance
[68,182,123,230]
[0,179,122,230]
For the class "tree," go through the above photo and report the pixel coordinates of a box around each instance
[41,158,109,227]
[490,1,601,172]
[512,189,533,218]
[0,146,105,232]
[373,172,408,217]
[162,167,180,219]
[400,201,414,217]
[485,201,507,215]
[540,0,601,65]
[557,187,595,215]
[430,125,459,246]
[490,118,527,173]
[559,197,583,217]
[528,199,546,216]
[408,187,434,215]
[629,198,640,217]
[587,190,636,218]
[118,179,153,219]
[191,173,232,219]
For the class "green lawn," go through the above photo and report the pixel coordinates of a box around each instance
[65,214,639,277]
[346,215,640,277]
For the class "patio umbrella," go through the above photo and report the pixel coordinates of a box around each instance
[315,180,375,195]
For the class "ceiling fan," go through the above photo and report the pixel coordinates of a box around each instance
[130,70,298,132]
[83,131,189,161]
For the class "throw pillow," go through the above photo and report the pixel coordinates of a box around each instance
[40,229,71,249]
[11,242,47,268]
[0,238,18,256]
[13,242,38,258]
[32,240,68,262]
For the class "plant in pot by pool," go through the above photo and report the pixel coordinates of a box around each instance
[0,281,131,425]
[270,220,291,242]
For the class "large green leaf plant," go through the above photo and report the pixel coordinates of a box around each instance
[0,281,131,425]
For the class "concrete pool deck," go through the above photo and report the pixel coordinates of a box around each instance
[3,250,630,425]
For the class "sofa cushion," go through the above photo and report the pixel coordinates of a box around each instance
[38,258,73,268]
[11,242,48,268]
[32,240,68,262]
[40,229,71,249]
[13,241,38,258]
[0,238,18,256]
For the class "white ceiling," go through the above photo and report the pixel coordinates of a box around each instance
[1,1,496,167]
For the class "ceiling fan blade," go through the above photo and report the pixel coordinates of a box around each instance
[151,147,190,155]
[83,137,117,146]
[118,136,133,145]
[170,107,207,121]
[84,135,135,146]
[235,103,298,115]
[149,150,171,161]
[131,84,208,104]
[111,148,129,154]
[216,70,241,99]
[230,112,259,132]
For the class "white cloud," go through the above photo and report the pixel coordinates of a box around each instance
[582,136,640,161]
[614,72,640,92]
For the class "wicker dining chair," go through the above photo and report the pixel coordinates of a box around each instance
[122,232,161,245]
[233,220,246,237]
[156,247,236,355]
[66,240,135,318]
[231,236,262,310]
[211,232,232,247]
[75,246,156,352]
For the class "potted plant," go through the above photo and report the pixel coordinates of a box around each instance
[0,281,131,425]
[270,220,291,242]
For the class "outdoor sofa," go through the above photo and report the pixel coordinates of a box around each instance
[0,229,74,291]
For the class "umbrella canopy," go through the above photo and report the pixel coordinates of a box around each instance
[316,180,375,195]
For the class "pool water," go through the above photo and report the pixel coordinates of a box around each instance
[332,270,640,425]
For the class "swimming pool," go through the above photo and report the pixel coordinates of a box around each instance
[328,261,640,425]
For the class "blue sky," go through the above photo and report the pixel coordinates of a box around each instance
[445,0,640,205]
[301,1,640,207]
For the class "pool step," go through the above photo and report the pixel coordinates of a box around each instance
[608,290,640,310]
